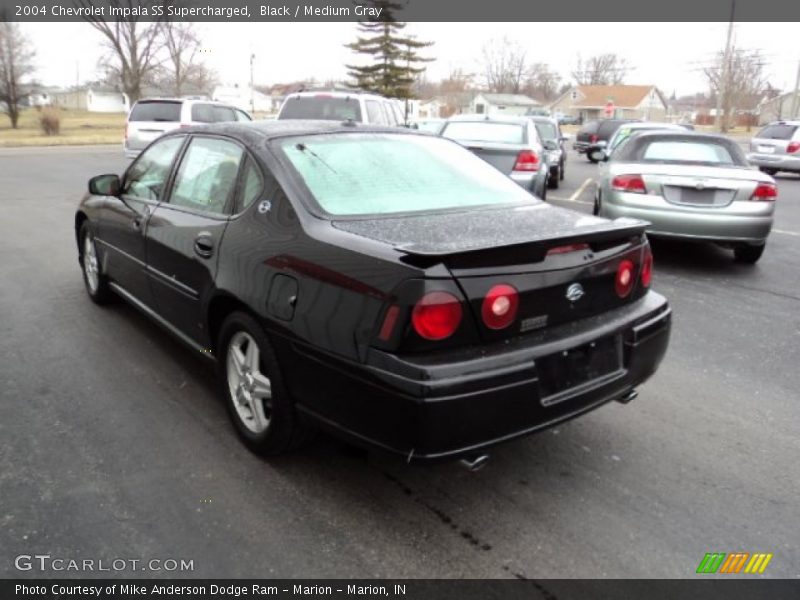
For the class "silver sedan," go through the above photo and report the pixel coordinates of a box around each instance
[594,131,777,263]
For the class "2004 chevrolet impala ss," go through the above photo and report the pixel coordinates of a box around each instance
[75,121,671,464]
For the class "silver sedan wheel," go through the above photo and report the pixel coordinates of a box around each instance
[227,331,272,434]
[83,235,100,293]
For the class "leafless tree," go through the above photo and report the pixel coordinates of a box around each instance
[437,68,475,116]
[160,21,215,96]
[522,63,562,102]
[76,0,165,102]
[704,47,768,131]
[0,19,36,128]
[572,53,630,85]
[481,37,527,94]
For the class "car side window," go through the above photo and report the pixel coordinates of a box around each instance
[122,136,184,201]
[365,100,387,126]
[168,137,244,215]
[235,109,252,122]
[383,102,397,126]
[236,156,265,212]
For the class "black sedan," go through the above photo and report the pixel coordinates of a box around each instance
[75,121,671,464]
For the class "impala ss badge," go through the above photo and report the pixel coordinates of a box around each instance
[566,283,585,303]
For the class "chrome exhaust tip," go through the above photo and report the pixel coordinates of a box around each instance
[460,454,490,472]
[617,389,638,404]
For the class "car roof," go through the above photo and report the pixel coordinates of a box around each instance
[444,114,531,125]
[624,130,729,143]
[133,97,240,107]
[620,122,685,130]
[285,90,390,101]
[176,119,413,142]
[526,116,558,124]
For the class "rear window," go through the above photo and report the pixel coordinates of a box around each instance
[578,121,600,134]
[641,141,738,165]
[756,124,798,140]
[191,103,236,123]
[598,120,627,137]
[129,101,181,122]
[277,134,533,217]
[279,96,363,121]
[441,122,525,144]
[534,121,558,141]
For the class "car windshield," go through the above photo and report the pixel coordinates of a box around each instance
[641,140,738,165]
[278,133,534,217]
[534,121,558,141]
[279,96,363,121]
[441,122,525,145]
[129,101,181,122]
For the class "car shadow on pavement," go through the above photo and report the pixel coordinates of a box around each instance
[648,238,750,274]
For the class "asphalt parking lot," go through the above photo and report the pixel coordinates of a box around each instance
[1,144,798,579]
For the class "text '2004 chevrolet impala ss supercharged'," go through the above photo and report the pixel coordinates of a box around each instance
[75,121,671,464]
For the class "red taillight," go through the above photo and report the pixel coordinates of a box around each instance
[612,174,647,194]
[180,123,191,128]
[513,150,539,172]
[378,305,400,342]
[787,141,800,153]
[641,248,653,288]
[412,291,462,341]
[481,284,519,330]
[750,182,778,201]
[615,259,635,298]
[590,134,599,143]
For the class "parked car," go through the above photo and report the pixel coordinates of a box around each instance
[124,98,251,158]
[75,121,670,463]
[747,121,800,176]
[440,114,549,199]
[409,117,445,134]
[575,119,638,162]
[277,90,405,126]
[558,114,580,125]
[594,131,777,263]
[528,115,568,189]
[595,122,690,161]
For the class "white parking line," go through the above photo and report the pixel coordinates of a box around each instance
[550,178,594,204]
[773,229,800,237]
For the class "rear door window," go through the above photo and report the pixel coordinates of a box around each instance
[129,101,181,122]
[365,100,388,126]
[756,124,798,140]
[168,137,244,214]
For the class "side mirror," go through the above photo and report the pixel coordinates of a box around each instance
[544,139,558,151]
[89,174,121,196]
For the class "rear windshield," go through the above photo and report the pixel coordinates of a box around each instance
[534,121,558,141]
[129,101,181,122]
[579,121,600,134]
[277,134,533,217]
[756,124,798,140]
[191,103,237,123]
[620,138,746,166]
[279,96,363,121]
[441,122,525,144]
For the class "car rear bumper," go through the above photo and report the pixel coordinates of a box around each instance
[286,291,670,462]
[747,152,800,172]
[601,193,774,243]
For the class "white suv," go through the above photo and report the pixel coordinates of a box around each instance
[277,90,405,126]
[124,98,252,158]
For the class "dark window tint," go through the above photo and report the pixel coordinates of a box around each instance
[598,120,628,138]
[756,124,798,140]
[534,121,558,141]
[129,101,181,122]
[123,136,184,200]
[169,137,244,214]
[278,96,363,121]
[191,103,237,123]
[578,121,600,134]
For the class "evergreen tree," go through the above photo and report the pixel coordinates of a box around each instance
[345,1,433,99]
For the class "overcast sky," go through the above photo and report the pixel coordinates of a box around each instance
[22,21,800,96]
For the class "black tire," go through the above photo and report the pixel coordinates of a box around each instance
[538,179,547,201]
[587,151,600,164]
[559,160,565,181]
[593,192,601,216]
[733,243,765,264]
[759,167,778,176]
[79,222,114,305]
[548,167,560,189]
[217,311,312,456]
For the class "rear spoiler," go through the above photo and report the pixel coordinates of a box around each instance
[396,220,649,269]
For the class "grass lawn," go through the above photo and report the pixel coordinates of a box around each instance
[0,108,124,147]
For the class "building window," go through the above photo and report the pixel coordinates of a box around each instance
[571,90,578,100]
[475,103,484,114]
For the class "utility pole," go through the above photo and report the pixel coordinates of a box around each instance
[791,58,800,119]
[715,0,736,132]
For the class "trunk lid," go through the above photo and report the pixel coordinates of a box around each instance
[461,142,528,175]
[334,202,649,340]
